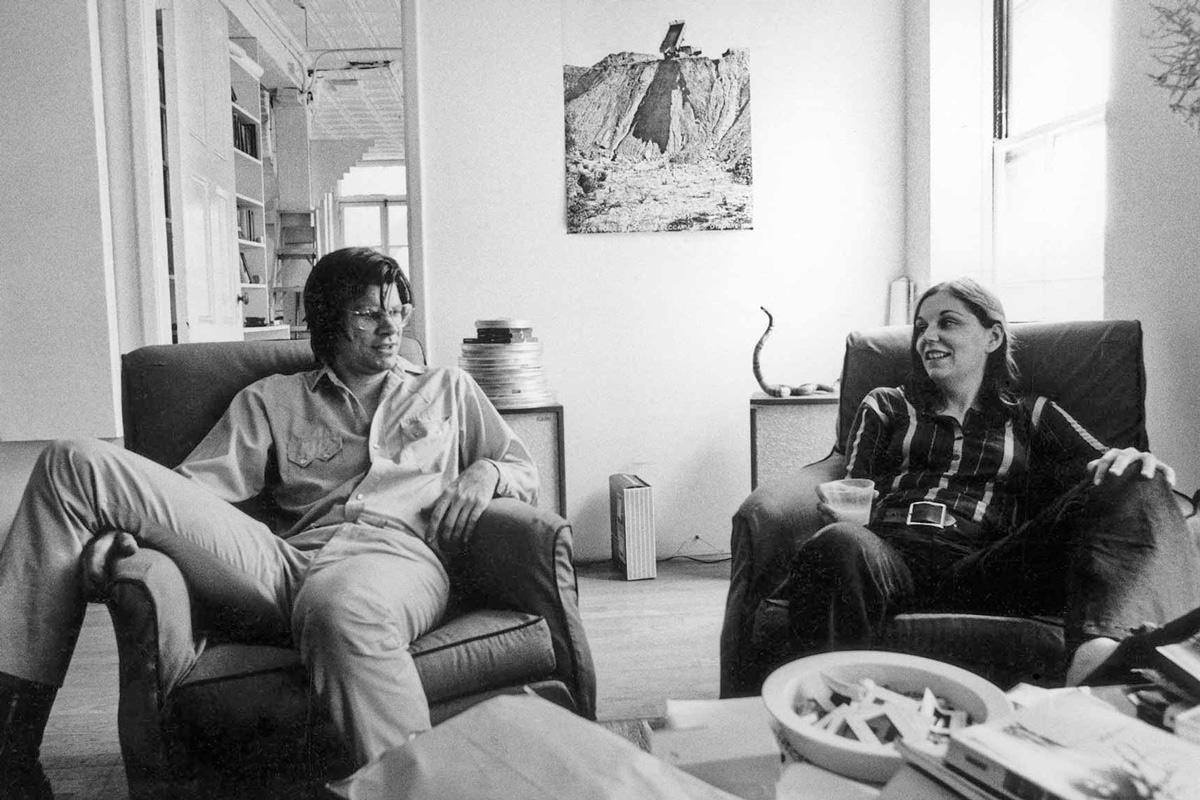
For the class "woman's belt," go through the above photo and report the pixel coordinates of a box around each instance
[873,501,984,541]
[876,501,954,528]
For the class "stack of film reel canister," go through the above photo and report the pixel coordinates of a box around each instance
[459,319,556,409]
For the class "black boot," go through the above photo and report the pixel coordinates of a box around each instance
[0,672,56,800]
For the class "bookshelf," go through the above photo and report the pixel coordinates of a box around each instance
[274,209,317,336]
[229,41,283,337]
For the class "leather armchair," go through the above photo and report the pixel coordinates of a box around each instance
[720,320,1199,698]
[110,339,596,799]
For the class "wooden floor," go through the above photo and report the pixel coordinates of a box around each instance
[38,557,730,798]
[577,558,729,721]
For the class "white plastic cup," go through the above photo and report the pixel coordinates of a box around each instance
[817,478,875,525]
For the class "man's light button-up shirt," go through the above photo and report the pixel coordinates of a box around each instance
[176,358,539,545]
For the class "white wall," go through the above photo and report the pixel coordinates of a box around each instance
[411,0,907,560]
[0,0,123,441]
[905,0,992,289]
[0,0,161,535]
[1106,1,1200,490]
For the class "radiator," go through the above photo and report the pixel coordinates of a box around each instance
[609,473,656,580]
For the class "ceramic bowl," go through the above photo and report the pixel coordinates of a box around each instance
[761,650,1011,783]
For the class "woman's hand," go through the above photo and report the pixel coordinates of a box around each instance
[815,500,841,525]
[1087,447,1176,488]
[815,486,879,525]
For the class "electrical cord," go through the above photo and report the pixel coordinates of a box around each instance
[657,534,731,564]
[659,553,732,564]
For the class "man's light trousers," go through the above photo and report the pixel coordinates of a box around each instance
[0,438,448,765]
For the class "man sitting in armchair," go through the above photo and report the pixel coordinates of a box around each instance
[0,247,538,799]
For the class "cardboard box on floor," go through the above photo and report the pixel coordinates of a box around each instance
[327,694,739,800]
[651,697,785,800]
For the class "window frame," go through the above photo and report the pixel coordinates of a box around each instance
[336,194,409,270]
[987,0,1110,321]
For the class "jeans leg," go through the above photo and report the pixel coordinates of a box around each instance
[1062,471,1200,646]
[784,522,914,654]
[291,525,449,766]
[953,471,1200,650]
[0,438,303,684]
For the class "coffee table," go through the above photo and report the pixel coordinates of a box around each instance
[643,697,884,799]
[776,756,881,799]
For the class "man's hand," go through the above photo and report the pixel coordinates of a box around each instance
[1087,447,1176,487]
[80,530,139,601]
[429,461,500,549]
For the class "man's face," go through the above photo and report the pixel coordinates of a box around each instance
[331,283,412,380]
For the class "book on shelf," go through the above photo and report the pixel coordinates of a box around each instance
[943,690,1200,800]
[236,207,257,242]
[231,114,258,158]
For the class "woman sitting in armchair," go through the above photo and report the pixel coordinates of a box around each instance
[782,277,1200,680]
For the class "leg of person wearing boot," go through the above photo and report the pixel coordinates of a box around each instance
[951,470,1200,681]
[0,439,301,799]
[0,673,55,800]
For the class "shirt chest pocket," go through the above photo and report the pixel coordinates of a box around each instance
[287,431,344,468]
[398,414,454,473]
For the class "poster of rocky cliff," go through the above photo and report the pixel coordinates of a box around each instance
[562,1,752,234]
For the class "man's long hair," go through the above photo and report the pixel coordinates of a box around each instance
[303,247,413,365]
[906,277,1021,415]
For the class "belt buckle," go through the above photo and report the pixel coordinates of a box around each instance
[906,501,949,528]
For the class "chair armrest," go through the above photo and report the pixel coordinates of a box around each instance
[720,453,846,697]
[105,548,203,795]
[736,454,847,580]
[452,498,597,719]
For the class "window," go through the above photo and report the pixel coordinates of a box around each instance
[992,0,1112,321]
[337,162,409,271]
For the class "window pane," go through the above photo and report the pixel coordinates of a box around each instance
[387,203,409,247]
[1008,0,1111,134]
[389,246,409,274]
[342,205,382,247]
[994,119,1106,321]
[338,163,406,197]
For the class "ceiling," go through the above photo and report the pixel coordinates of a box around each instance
[262,0,406,162]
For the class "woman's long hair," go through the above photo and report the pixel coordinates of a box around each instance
[906,277,1021,415]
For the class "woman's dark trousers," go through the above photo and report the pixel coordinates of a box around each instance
[784,471,1200,658]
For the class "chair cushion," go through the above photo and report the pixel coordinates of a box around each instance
[121,337,425,468]
[168,609,557,763]
[835,320,1146,454]
[410,610,558,701]
[878,613,1065,687]
[751,597,1065,689]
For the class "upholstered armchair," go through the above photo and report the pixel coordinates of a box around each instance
[109,339,596,799]
[720,320,1199,698]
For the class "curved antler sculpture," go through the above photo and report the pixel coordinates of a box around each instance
[753,307,834,397]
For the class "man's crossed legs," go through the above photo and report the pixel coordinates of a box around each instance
[0,439,447,797]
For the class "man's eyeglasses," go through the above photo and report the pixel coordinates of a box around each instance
[349,309,406,330]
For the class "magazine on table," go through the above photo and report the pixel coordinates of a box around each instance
[1153,630,1200,703]
[942,691,1200,800]
[893,737,996,800]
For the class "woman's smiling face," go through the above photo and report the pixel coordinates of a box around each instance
[913,290,1003,389]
